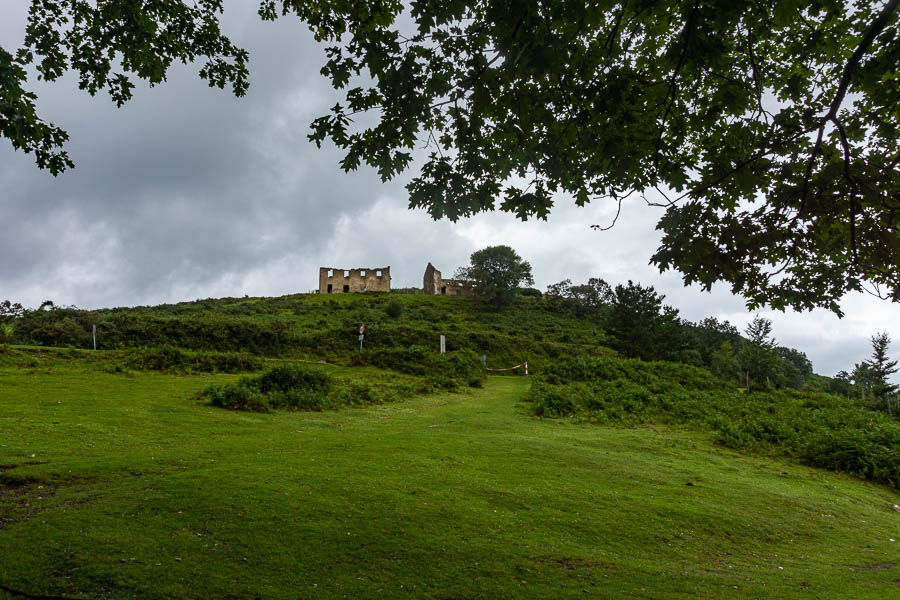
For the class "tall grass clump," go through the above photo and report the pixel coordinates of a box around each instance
[123,346,262,373]
[525,356,900,487]
[352,346,486,389]
[200,364,435,413]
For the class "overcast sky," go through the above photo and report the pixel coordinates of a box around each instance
[1,2,897,381]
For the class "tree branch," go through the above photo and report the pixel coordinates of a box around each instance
[834,119,860,264]
[653,1,699,165]
[825,0,900,122]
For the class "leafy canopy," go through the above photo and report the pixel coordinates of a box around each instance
[456,245,534,311]
[2,0,248,174]
[605,280,684,361]
[4,0,900,313]
[545,277,614,317]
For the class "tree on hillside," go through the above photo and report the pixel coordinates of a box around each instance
[851,361,879,402]
[455,245,533,311]
[605,281,683,361]
[683,317,741,365]
[739,316,779,389]
[775,346,813,390]
[0,300,25,320]
[827,370,855,398]
[709,341,741,383]
[866,332,899,414]
[0,300,24,344]
[545,277,613,317]
[5,1,900,311]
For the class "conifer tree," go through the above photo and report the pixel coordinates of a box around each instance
[867,332,899,414]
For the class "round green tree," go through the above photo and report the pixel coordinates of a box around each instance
[456,246,534,311]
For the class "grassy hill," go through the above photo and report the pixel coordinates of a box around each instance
[1,293,898,598]
[1,355,898,599]
[5,293,611,373]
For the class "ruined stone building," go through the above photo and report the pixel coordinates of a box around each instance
[318,266,391,293]
[423,262,474,296]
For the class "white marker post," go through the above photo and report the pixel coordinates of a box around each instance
[439,335,446,354]
[92,324,97,350]
[358,323,365,351]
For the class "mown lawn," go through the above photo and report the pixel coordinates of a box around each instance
[1,363,898,599]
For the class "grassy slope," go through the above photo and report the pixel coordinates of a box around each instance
[1,361,898,599]
[14,293,610,372]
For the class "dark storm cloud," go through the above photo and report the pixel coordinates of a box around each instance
[0,2,409,306]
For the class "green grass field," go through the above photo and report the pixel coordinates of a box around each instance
[1,355,898,599]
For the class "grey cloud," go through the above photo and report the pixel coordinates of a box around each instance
[1,3,407,306]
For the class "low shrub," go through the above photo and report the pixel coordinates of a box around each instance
[203,380,269,411]
[385,300,403,318]
[526,356,900,487]
[200,364,433,413]
[200,365,332,412]
[356,346,486,388]
[124,346,261,373]
[257,364,332,394]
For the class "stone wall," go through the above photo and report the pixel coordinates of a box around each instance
[319,266,391,293]
[423,262,474,296]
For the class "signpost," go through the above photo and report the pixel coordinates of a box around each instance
[358,324,365,351]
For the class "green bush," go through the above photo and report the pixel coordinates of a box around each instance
[355,346,485,388]
[526,356,900,487]
[385,299,403,318]
[123,346,261,373]
[257,364,332,394]
[204,380,269,412]
[200,365,332,412]
[200,364,433,413]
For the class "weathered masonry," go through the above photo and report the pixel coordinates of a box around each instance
[423,262,474,296]
[319,266,391,293]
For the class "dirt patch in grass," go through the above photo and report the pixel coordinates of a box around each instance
[532,556,617,571]
[0,482,57,530]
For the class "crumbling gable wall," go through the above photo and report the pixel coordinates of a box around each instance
[423,262,474,296]
[423,262,441,294]
[319,266,391,293]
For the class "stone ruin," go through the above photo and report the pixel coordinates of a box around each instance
[423,262,474,296]
[318,266,391,294]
